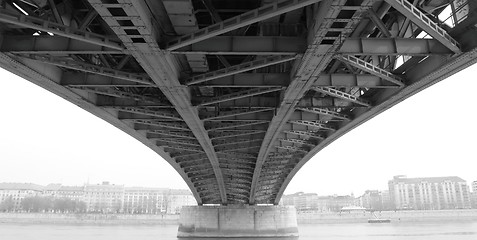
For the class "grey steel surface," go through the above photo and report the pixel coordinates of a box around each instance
[0,0,476,205]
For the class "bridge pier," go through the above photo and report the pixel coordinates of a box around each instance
[177,205,298,238]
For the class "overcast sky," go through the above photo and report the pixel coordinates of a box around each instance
[0,63,476,196]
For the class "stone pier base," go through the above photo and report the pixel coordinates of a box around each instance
[177,205,298,238]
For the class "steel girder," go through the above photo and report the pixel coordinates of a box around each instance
[1,35,123,54]
[21,54,152,85]
[197,73,289,88]
[88,0,228,204]
[0,9,123,50]
[311,87,372,107]
[196,87,283,106]
[1,35,454,56]
[72,87,168,105]
[336,55,405,87]
[187,55,296,85]
[206,120,269,131]
[172,36,305,55]
[384,0,460,53]
[166,0,321,50]
[202,108,274,121]
[250,0,377,204]
[170,36,455,55]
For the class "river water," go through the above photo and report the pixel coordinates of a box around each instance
[1,222,477,240]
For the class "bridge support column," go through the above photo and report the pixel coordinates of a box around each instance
[177,205,298,238]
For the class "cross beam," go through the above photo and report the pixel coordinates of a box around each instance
[311,87,372,107]
[0,9,123,50]
[186,55,296,85]
[207,120,269,131]
[21,55,153,86]
[166,0,321,50]
[336,55,405,87]
[196,87,282,106]
[384,0,460,53]
[296,107,350,120]
[202,108,274,121]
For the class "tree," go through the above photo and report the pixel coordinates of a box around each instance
[21,196,53,212]
[0,196,15,212]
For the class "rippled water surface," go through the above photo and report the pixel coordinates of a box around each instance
[1,222,477,240]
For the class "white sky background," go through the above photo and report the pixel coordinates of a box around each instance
[0,63,476,197]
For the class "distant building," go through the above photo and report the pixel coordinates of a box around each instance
[281,192,318,210]
[42,183,62,197]
[57,186,85,201]
[123,187,168,214]
[471,181,477,209]
[282,192,357,212]
[359,190,392,211]
[388,175,471,210]
[166,189,197,214]
[84,182,124,213]
[324,194,359,212]
[0,183,43,211]
[0,181,196,214]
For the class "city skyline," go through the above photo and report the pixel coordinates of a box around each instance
[1,63,477,196]
[1,174,476,197]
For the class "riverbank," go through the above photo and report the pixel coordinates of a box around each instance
[0,213,179,225]
[297,209,477,224]
[1,209,477,225]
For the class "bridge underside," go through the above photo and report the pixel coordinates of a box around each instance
[0,0,476,205]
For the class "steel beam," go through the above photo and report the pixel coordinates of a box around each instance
[135,121,191,131]
[250,0,375,204]
[147,131,196,141]
[218,145,261,153]
[296,107,350,120]
[311,87,372,107]
[210,130,266,140]
[206,120,269,131]
[0,9,123,50]
[214,139,263,148]
[289,120,335,131]
[79,9,98,30]
[283,130,324,139]
[384,0,461,53]
[162,145,204,153]
[313,73,398,88]
[71,87,165,104]
[166,0,320,50]
[172,36,305,55]
[336,55,405,87]
[339,38,454,55]
[108,107,182,121]
[198,73,289,88]
[20,54,153,85]
[187,55,296,85]
[279,138,316,147]
[202,108,274,121]
[61,69,153,88]
[276,145,308,153]
[172,36,453,56]
[156,138,201,147]
[47,0,63,24]
[196,87,282,106]
[1,35,122,54]
[366,9,391,37]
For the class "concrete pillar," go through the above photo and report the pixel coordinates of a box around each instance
[177,205,298,238]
